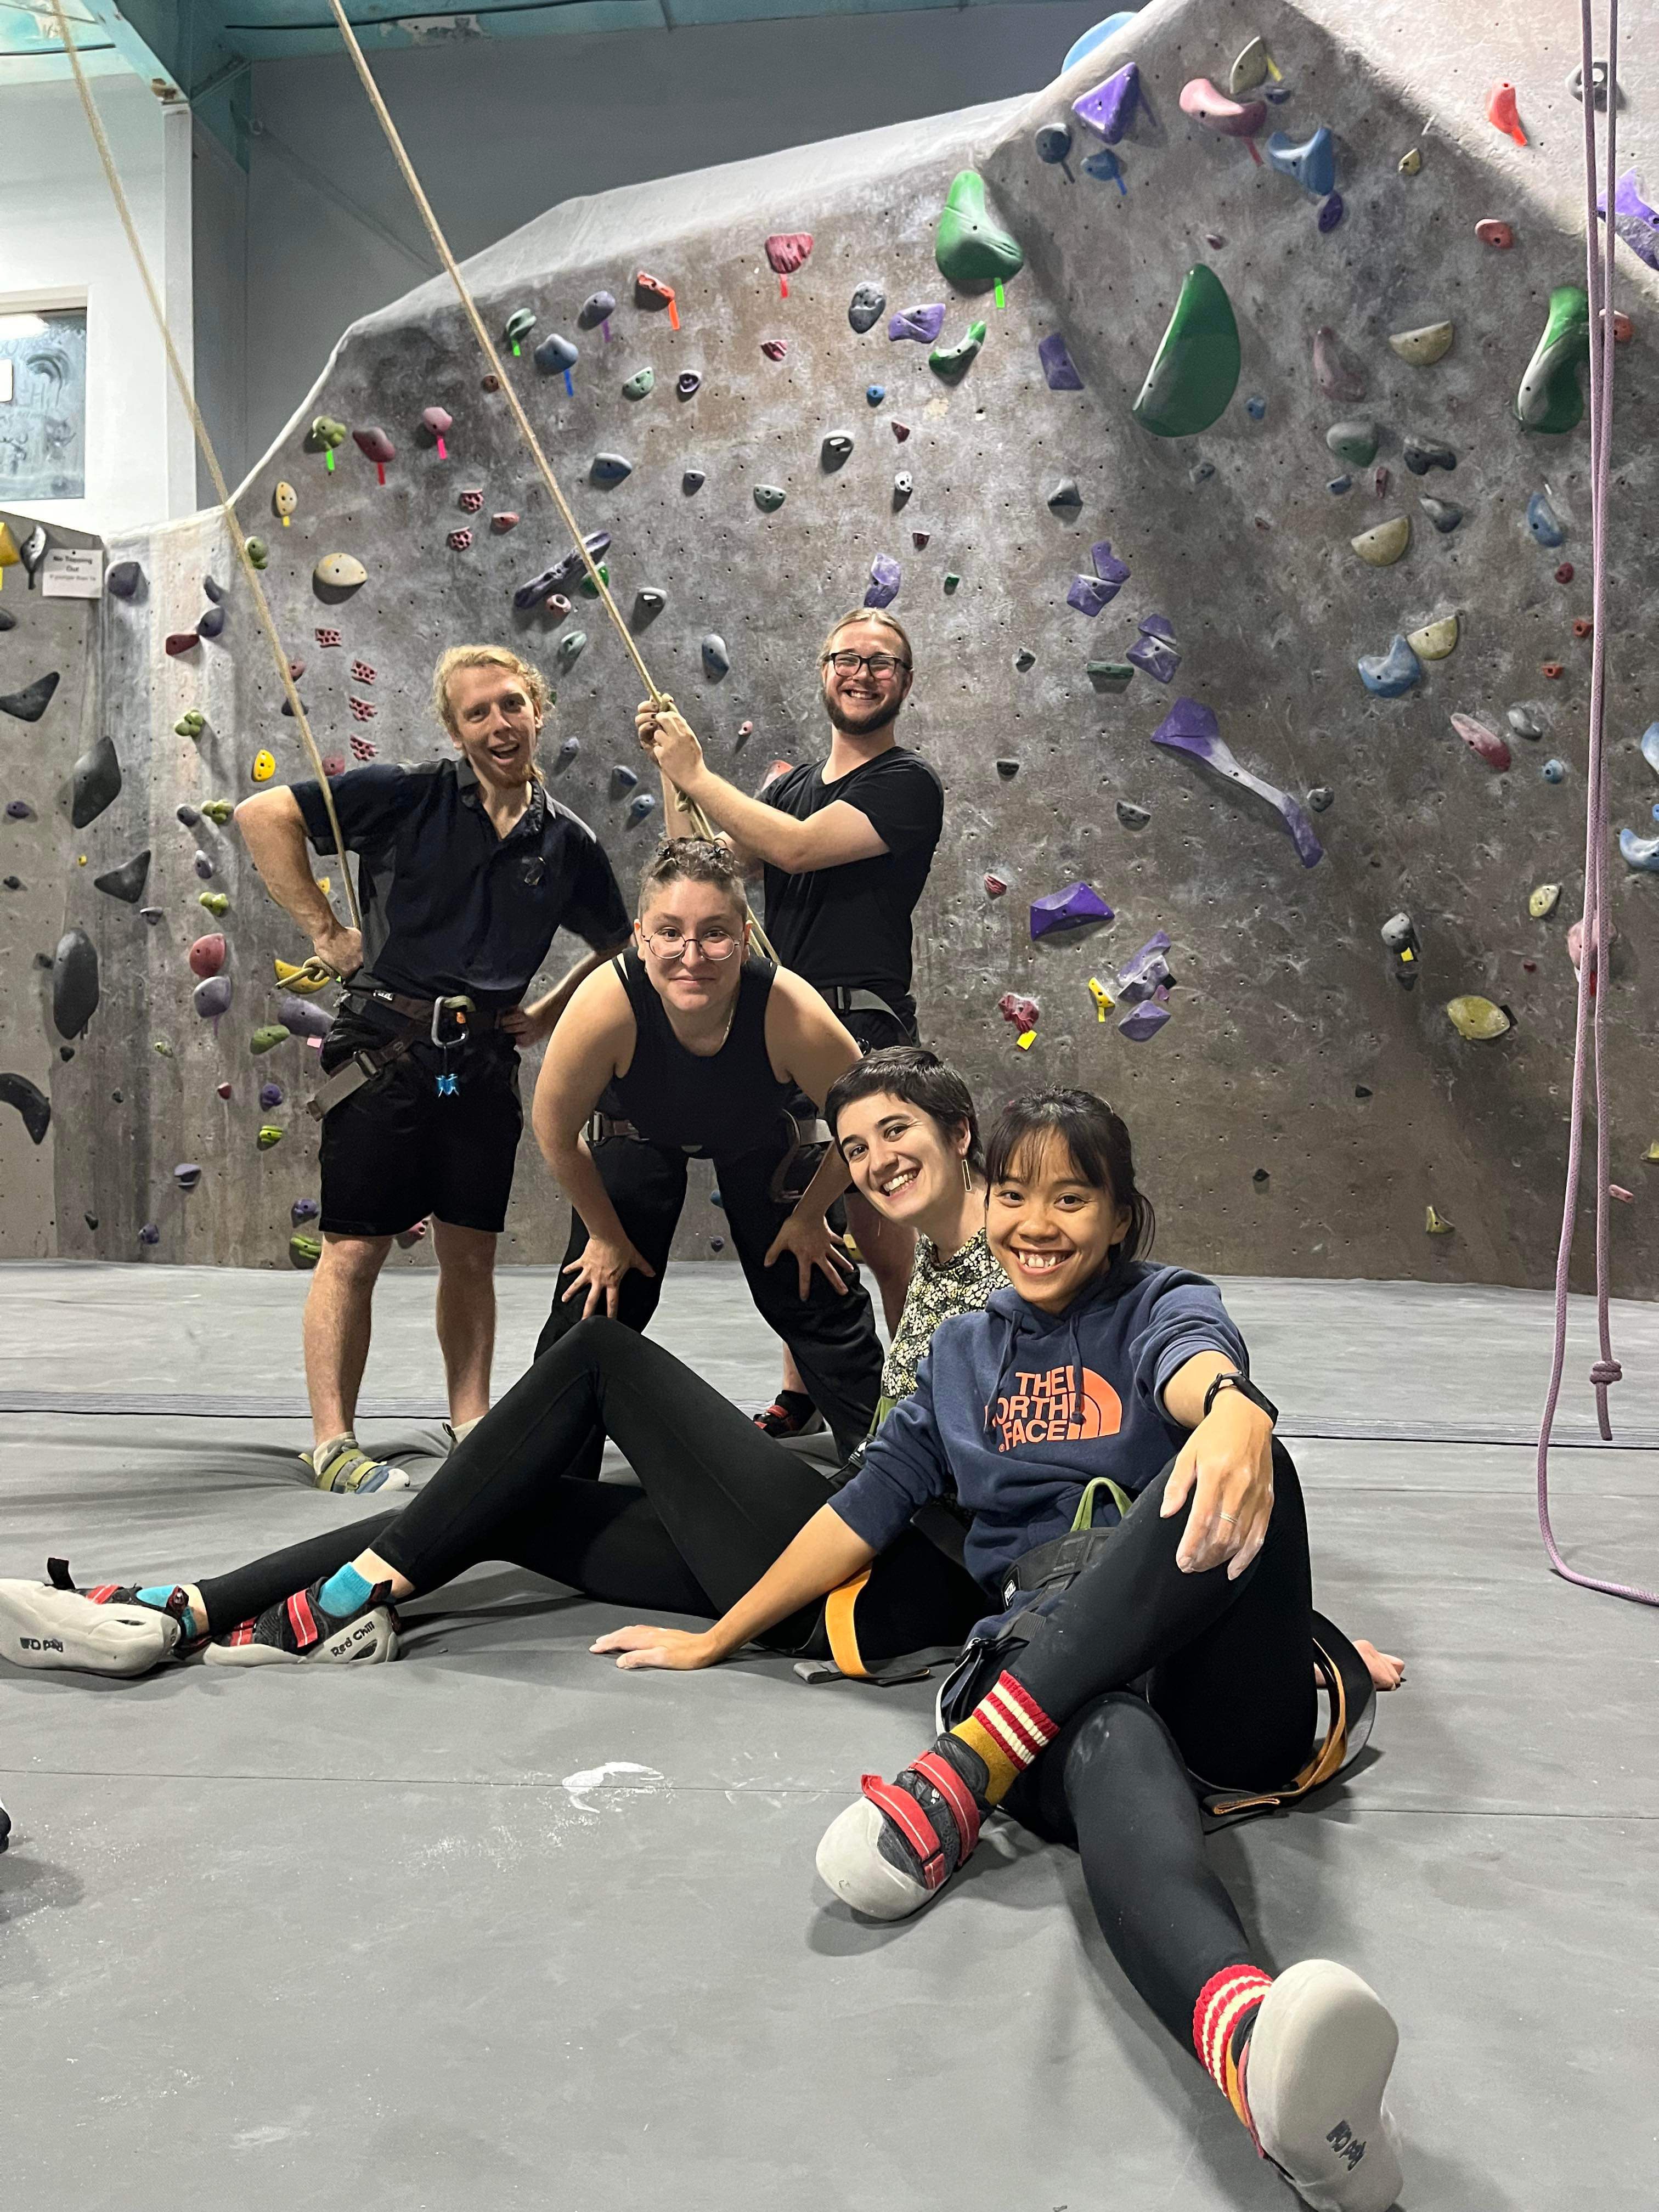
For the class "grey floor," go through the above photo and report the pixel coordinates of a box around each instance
[1,1262,1656,2210]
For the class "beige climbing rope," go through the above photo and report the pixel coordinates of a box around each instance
[320,0,776,960]
[47,0,362,934]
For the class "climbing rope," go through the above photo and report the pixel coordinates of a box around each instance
[1534,0,1655,1608]
[47,0,362,935]
[320,0,776,961]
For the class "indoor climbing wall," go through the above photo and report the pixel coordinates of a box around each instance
[6,0,1657,1289]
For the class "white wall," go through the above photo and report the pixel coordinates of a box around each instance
[0,74,191,536]
[231,3,1101,478]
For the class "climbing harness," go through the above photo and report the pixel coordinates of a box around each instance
[47,0,360,937]
[317,0,775,963]
[305,993,498,1121]
[1535,0,1655,1609]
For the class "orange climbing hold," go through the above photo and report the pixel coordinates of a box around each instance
[635,270,680,330]
[1488,82,1527,146]
[1542,661,1565,680]
[1612,311,1633,344]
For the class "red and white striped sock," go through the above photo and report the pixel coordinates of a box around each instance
[1194,1962,1274,2131]
[950,1671,1059,1803]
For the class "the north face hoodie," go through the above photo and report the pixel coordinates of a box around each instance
[831,1257,1250,1597]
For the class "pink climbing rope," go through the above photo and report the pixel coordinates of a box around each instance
[1533,0,1657,1607]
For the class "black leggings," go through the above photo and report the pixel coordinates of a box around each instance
[995,1444,1314,2048]
[536,1135,885,1455]
[198,1317,984,1662]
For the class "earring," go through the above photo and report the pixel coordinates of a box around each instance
[961,1154,973,1191]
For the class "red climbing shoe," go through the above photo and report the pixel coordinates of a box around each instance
[815,1735,990,1920]
[751,1391,825,1440]
[205,1576,399,1668]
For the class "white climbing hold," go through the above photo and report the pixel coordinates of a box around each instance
[314,553,367,590]
[1388,321,1455,365]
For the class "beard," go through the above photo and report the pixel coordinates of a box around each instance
[823,686,903,736]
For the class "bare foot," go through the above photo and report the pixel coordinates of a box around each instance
[1354,1637,1406,1691]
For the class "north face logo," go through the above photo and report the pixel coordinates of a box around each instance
[1326,2122,1366,2170]
[991,1364,1122,1451]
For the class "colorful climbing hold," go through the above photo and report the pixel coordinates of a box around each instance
[93,850,151,904]
[189,935,227,979]
[944,573,961,593]
[1476,219,1515,250]
[1407,614,1459,661]
[557,631,588,672]
[864,556,902,610]
[1526,492,1566,545]
[199,891,230,917]
[1420,496,1464,534]
[1326,419,1378,467]
[1073,63,1139,145]
[250,748,276,784]
[193,975,233,1021]
[848,284,886,334]
[1446,995,1512,1041]
[164,632,200,659]
[1318,194,1346,233]
[675,372,702,401]
[257,1125,285,1150]
[1228,35,1279,93]
[626,793,657,827]
[934,171,1024,287]
[1245,396,1267,421]
[889,303,946,346]
[246,539,268,569]
[866,385,886,407]
[591,454,633,486]
[1030,881,1113,939]
[1598,170,1659,273]
[1425,1205,1453,1235]
[1398,146,1423,176]
[1390,321,1455,366]
[1133,266,1240,437]
[1066,540,1130,618]
[492,512,519,533]
[504,307,536,351]
[1530,883,1561,919]
[71,736,122,828]
[1179,79,1266,137]
[1542,758,1566,782]
[1150,698,1323,867]
[579,291,617,330]
[1542,662,1565,681]
[984,873,1008,899]
[1516,287,1590,433]
[1351,517,1412,566]
[1572,617,1594,642]
[201,799,234,825]
[929,323,987,383]
[622,366,655,400]
[1402,438,1457,475]
[352,427,395,484]
[534,332,579,375]
[1488,82,1527,146]
[1089,663,1136,695]
[1039,332,1084,391]
[1449,713,1512,771]
[759,340,788,364]
[1083,148,1126,191]
[1266,127,1336,198]
[310,414,347,452]
[1358,636,1423,697]
[1312,326,1366,402]
[1555,561,1574,583]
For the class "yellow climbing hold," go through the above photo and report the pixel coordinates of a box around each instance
[1406,613,1459,661]
[257,1124,285,1149]
[1228,35,1281,94]
[274,482,297,526]
[1425,1203,1453,1234]
[1351,516,1412,566]
[1446,995,1512,1041]
[1016,1029,1037,1051]
[1645,1141,1659,1162]
[274,955,333,994]
[1088,977,1113,1022]
[1398,146,1423,176]
[314,552,367,591]
[1389,321,1454,366]
[1529,882,1561,919]
[251,749,276,783]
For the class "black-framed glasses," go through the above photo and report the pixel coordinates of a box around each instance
[641,927,742,962]
[822,650,911,679]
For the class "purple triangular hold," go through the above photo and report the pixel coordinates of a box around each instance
[889,303,947,343]
[1092,541,1130,586]
[1073,63,1139,146]
[1150,698,1324,868]
[1138,612,1177,641]
[1068,573,1122,617]
[1029,880,1114,939]
[864,555,902,609]
[1119,996,1171,1043]
[1039,332,1084,391]
[1128,634,1181,682]
[1597,168,1659,270]
[1114,931,1172,1005]
[1149,697,1219,754]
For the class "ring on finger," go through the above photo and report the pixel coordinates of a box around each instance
[1217,1512,1240,1525]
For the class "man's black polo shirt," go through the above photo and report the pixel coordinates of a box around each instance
[291,756,629,1008]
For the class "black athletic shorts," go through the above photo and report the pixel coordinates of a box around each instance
[317,1008,524,1239]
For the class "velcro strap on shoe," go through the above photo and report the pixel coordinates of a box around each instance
[911,1749,981,1862]
[860,1773,949,1890]
[285,1588,322,1650]
[47,1557,75,1591]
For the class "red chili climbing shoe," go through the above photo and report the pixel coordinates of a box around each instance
[1245,1961,1404,2211]
[751,1391,825,1440]
[204,1577,399,1668]
[815,1734,990,1920]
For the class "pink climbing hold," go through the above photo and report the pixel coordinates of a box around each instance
[1487,82,1527,146]
[351,735,377,762]
[353,426,395,484]
[998,991,1040,1030]
[1475,218,1515,249]
[316,628,342,648]
[349,698,377,721]
[765,232,812,297]
[422,405,452,459]
[448,528,473,552]
[760,339,788,362]
[458,489,483,514]
[1449,713,1513,771]
[321,753,345,777]
[985,874,1008,899]
[492,512,520,532]
[1179,78,1267,139]
[1073,63,1139,146]
[351,660,376,684]
[188,933,227,979]
[891,421,911,442]
[1313,325,1367,401]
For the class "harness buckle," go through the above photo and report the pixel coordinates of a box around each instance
[431,994,475,1048]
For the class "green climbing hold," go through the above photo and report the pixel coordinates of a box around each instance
[577,563,610,597]
[246,539,268,569]
[250,1025,288,1054]
[290,1232,323,1269]
[1131,267,1240,438]
[944,572,962,592]
[934,170,1024,289]
[198,891,230,916]
[257,1124,285,1149]
[754,484,787,512]
[201,799,234,825]
[622,366,655,399]
[929,321,987,383]
[1087,662,1135,693]
[1325,418,1379,468]
[174,709,206,740]
[1516,286,1590,433]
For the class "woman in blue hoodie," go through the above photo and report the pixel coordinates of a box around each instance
[599,1087,1404,2212]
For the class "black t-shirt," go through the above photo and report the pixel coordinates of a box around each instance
[760,748,943,1024]
[292,757,629,1007]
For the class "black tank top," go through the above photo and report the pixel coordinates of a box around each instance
[600,947,794,1155]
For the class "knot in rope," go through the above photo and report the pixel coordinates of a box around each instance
[1589,1361,1623,1387]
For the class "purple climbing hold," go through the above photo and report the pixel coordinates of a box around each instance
[1066,540,1131,618]
[676,372,701,399]
[1073,63,1140,145]
[194,853,216,880]
[139,1224,160,1247]
[1114,932,1173,1005]
[5,799,31,820]
[197,605,225,640]
[888,303,947,345]
[278,994,335,1040]
[1139,613,1177,643]
[174,1163,202,1191]
[1030,881,1114,939]
[1128,634,1182,684]
[864,555,902,610]
[1597,169,1659,272]
[1039,333,1084,391]
[1119,996,1171,1043]
[1149,697,1324,868]
[1318,193,1345,232]
[194,975,233,1019]
[1313,325,1367,402]
[292,1197,319,1223]
[578,290,617,329]
[260,1081,285,1110]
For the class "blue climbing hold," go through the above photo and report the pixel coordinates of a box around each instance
[1527,492,1566,546]
[1639,720,1659,776]
[1039,333,1084,391]
[1036,125,1073,167]
[611,763,640,794]
[1358,635,1423,697]
[1266,126,1336,198]
[1619,827,1659,871]
[591,453,633,485]
[1542,758,1566,783]
[1245,395,1267,420]
[534,332,579,374]
[1318,193,1345,232]
[1063,13,1141,75]
[627,792,658,826]
[1328,474,1353,495]
[867,385,886,405]
[1082,148,1126,191]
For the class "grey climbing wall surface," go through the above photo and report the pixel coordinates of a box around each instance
[10,0,1659,1289]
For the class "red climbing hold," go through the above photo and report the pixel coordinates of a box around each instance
[1374,466,1390,498]
[448,528,473,552]
[1612,311,1633,345]
[997,991,1040,1030]
[760,340,788,362]
[765,233,812,296]
[635,271,680,329]
[321,753,345,777]
[1488,82,1527,145]
[216,1081,233,1099]
[891,422,911,442]
[1475,219,1515,249]
[1555,563,1575,583]
[1449,713,1513,771]
[351,660,376,684]
[1542,661,1565,680]
[1573,617,1593,640]
[985,874,1008,899]
[315,628,342,648]
[188,934,227,979]
[353,427,395,484]
[349,698,377,721]
[912,532,930,549]
[165,633,199,657]
[458,489,483,514]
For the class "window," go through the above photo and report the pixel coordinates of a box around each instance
[0,305,88,503]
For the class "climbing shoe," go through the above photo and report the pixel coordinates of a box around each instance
[307,1439,409,1495]
[1244,1960,1403,2212]
[0,1559,199,1677]
[815,1733,990,1920]
[751,1391,825,1440]
[204,1576,399,1668]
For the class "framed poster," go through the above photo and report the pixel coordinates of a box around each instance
[0,305,88,503]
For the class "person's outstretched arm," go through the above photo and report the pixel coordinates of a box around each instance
[636,702,888,872]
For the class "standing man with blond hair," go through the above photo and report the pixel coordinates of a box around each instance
[237,644,631,1493]
[637,608,944,1438]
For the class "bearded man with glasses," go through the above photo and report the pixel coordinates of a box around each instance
[636,609,944,1441]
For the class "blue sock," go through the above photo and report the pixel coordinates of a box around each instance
[137,1584,198,1641]
[317,1562,374,1618]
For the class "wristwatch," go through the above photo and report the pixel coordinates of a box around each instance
[1203,1371,1278,1428]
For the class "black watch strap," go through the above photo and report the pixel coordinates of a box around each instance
[1203,1371,1278,1428]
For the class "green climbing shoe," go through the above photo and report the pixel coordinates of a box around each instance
[308,1441,410,1496]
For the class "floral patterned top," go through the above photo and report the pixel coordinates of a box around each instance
[877,1226,1003,1414]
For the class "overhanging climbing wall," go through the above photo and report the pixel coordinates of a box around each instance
[4,0,1657,1288]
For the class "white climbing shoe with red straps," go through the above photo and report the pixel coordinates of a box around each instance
[815,1739,988,1921]
[1246,1960,1403,2211]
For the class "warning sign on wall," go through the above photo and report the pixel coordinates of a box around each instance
[41,546,103,599]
